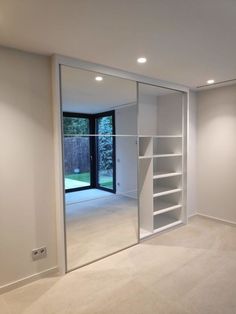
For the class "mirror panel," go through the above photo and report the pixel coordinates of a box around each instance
[60,65,138,270]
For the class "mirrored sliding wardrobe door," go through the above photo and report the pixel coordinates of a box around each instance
[60,65,138,271]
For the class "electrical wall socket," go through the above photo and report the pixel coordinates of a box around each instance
[32,246,47,261]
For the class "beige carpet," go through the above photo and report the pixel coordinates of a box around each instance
[1,215,236,314]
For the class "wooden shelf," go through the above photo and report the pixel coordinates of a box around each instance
[153,172,182,179]
[153,186,182,198]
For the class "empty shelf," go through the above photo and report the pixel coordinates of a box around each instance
[153,153,182,158]
[153,212,182,233]
[153,186,182,197]
[154,219,182,233]
[139,154,182,159]
[153,172,182,179]
[154,135,183,138]
[139,155,153,159]
[138,135,183,138]
[153,200,182,215]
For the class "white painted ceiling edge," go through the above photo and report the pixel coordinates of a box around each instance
[1,0,236,88]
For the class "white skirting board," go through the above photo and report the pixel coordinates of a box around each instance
[195,213,236,226]
[0,266,58,295]
[187,212,198,219]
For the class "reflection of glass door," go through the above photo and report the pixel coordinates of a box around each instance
[96,111,116,192]
[63,114,92,192]
[63,111,115,193]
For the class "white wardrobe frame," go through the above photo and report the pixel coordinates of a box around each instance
[52,54,190,275]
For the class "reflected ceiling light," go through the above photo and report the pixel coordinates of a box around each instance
[137,57,147,64]
[207,79,215,84]
[95,76,103,81]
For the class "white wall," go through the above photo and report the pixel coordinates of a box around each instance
[187,91,198,217]
[115,105,138,197]
[157,93,183,135]
[0,47,57,288]
[197,84,236,223]
[138,94,158,135]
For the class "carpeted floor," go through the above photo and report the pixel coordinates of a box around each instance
[1,215,236,314]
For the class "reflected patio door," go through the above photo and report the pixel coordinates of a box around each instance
[96,111,116,192]
[63,114,92,192]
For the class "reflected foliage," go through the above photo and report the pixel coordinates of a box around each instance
[97,116,113,176]
[64,117,89,135]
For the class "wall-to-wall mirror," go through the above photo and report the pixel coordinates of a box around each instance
[60,65,138,270]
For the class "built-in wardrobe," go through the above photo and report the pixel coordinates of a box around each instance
[57,59,188,272]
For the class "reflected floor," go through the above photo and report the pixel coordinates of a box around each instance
[65,189,138,270]
[65,189,113,205]
[65,178,89,190]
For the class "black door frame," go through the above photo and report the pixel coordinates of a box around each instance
[63,112,94,193]
[94,110,116,193]
[63,110,116,194]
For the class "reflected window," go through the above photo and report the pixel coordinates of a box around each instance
[96,113,115,191]
[63,115,91,191]
[63,111,115,193]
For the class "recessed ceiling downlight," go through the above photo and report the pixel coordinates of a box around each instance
[137,57,147,64]
[95,76,103,81]
[207,79,215,84]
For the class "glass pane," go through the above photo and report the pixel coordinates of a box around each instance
[63,117,91,190]
[63,117,89,135]
[97,116,113,190]
[97,116,113,134]
[97,135,113,189]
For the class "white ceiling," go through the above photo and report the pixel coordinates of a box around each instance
[1,0,236,88]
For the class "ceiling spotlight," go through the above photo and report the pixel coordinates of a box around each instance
[95,76,103,81]
[137,57,147,64]
[207,79,215,84]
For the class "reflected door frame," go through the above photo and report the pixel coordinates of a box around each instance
[63,112,94,193]
[94,110,116,193]
[63,110,116,194]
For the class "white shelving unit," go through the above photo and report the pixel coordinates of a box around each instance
[138,83,187,239]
